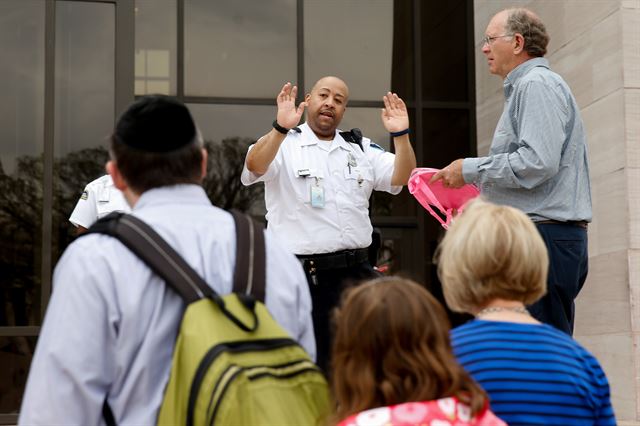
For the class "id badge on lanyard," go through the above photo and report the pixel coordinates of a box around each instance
[310,177,324,208]
[294,139,325,208]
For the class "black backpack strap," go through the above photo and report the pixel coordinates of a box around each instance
[85,212,259,332]
[87,212,215,304]
[102,398,116,426]
[339,128,364,152]
[230,210,266,303]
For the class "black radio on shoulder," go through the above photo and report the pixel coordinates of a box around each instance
[339,128,364,152]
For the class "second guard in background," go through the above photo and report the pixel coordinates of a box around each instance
[69,174,130,234]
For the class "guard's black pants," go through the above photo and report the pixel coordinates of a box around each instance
[304,262,380,373]
[529,223,589,335]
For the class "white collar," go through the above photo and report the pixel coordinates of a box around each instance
[298,122,355,153]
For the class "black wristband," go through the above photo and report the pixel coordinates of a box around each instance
[272,120,290,135]
[390,128,410,137]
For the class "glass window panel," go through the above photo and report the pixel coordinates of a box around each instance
[146,50,170,78]
[304,0,394,101]
[135,50,147,77]
[185,0,296,98]
[54,2,115,157]
[54,1,115,267]
[421,0,469,101]
[422,108,471,169]
[391,0,415,101]
[189,104,274,141]
[339,107,389,151]
[135,79,146,94]
[0,336,37,414]
[147,80,171,94]
[135,0,176,95]
[0,0,45,327]
[187,104,271,215]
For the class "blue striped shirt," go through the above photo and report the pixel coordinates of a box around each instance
[462,58,592,222]
[451,320,615,426]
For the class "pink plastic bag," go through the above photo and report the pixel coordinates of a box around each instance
[408,167,480,229]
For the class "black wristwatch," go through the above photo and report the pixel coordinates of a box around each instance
[272,120,290,135]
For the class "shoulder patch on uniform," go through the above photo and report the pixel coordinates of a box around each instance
[80,190,88,200]
[369,143,385,152]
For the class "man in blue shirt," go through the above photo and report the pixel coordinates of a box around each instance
[433,8,591,335]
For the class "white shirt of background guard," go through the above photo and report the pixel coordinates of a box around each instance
[69,174,131,231]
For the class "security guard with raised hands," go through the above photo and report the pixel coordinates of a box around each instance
[241,76,416,371]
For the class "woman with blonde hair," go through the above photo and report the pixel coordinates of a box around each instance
[438,198,615,425]
[331,277,504,426]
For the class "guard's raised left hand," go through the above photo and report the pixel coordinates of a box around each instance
[381,92,409,133]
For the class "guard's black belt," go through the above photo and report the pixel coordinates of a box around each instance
[536,219,588,229]
[296,248,369,271]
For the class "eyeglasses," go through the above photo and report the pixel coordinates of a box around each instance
[481,34,513,46]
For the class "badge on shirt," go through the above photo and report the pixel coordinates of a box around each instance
[80,190,88,200]
[310,178,325,208]
[347,152,357,174]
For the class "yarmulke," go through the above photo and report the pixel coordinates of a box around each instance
[114,95,197,152]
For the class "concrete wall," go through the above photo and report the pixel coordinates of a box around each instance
[473,1,640,423]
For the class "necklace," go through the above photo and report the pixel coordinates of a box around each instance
[476,306,530,317]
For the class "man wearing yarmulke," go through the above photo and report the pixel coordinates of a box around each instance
[19,96,314,425]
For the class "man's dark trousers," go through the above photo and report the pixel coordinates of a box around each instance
[303,262,379,373]
[529,223,588,335]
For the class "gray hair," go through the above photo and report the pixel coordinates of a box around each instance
[505,8,549,57]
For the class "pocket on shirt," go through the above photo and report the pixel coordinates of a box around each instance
[345,166,374,207]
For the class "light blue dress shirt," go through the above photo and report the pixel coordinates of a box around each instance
[463,58,592,222]
[19,184,314,425]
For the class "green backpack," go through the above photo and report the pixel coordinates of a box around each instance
[91,211,330,426]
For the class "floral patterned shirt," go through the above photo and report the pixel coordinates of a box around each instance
[337,397,506,426]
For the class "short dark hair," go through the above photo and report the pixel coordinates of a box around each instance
[506,8,549,57]
[110,95,203,193]
[110,139,203,193]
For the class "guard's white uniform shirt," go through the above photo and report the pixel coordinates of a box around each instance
[19,185,314,426]
[69,174,131,228]
[241,122,401,255]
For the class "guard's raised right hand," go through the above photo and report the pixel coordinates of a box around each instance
[276,82,306,130]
